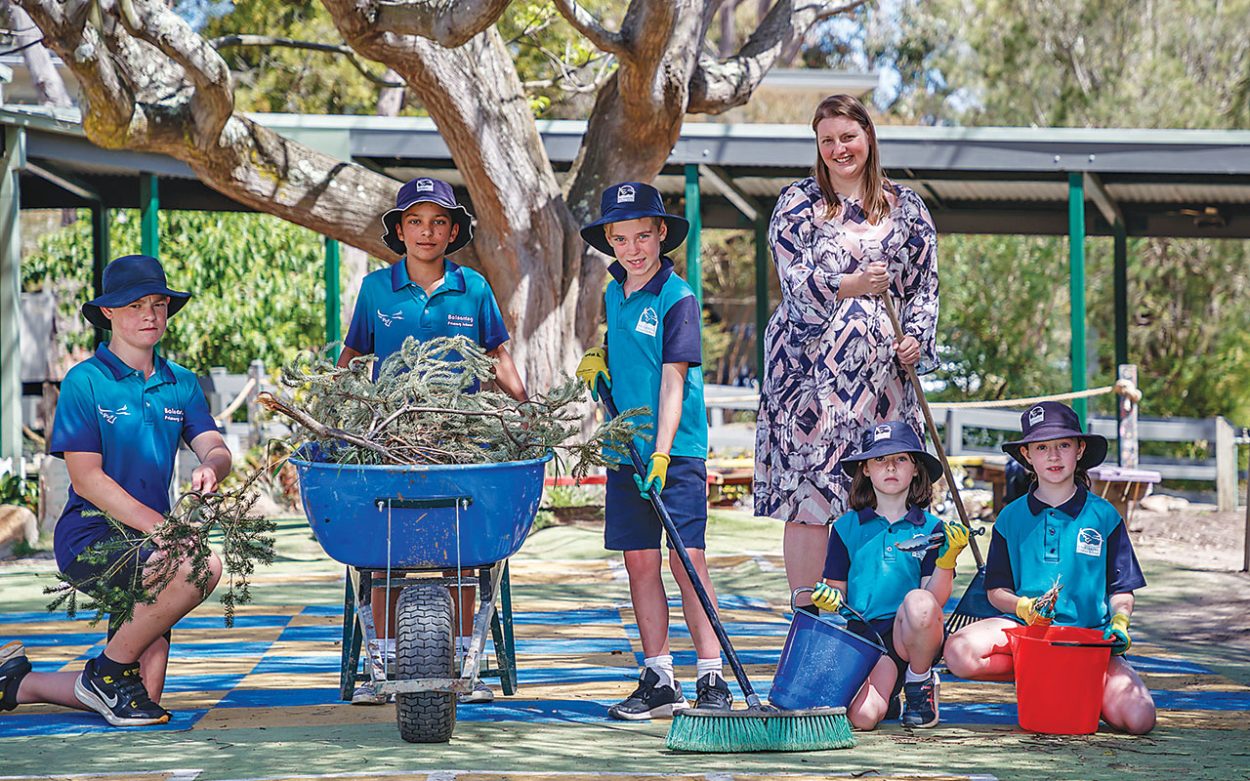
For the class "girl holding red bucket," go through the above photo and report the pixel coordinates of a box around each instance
[808,421,971,729]
[944,402,1156,734]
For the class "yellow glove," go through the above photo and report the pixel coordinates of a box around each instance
[935,522,970,570]
[1104,612,1132,655]
[1015,595,1055,626]
[811,583,844,612]
[633,452,670,497]
[575,347,610,400]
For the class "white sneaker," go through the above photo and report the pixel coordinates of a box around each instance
[458,681,495,704]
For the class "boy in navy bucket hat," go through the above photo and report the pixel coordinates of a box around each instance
[809,420,970,729]
[945,401,1156,734]
[574,182,730,720]
[341,176,526,705]
[1,255,233,728]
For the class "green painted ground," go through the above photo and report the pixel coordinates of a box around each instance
[1,511,1248,781]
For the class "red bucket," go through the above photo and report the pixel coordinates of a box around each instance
[1006,625,1112,734]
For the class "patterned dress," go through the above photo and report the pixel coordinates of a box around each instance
[754,177,939,525]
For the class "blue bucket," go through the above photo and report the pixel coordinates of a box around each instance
[291,446,552,569]
[769,589,887,711]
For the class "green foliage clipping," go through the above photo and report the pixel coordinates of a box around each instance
[263,335,645,478]
[46,473,276,629]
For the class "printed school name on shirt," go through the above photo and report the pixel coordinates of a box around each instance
[164,407,185,423]
[447,313,475,328]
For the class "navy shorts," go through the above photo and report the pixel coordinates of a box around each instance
[604,456,707,551]
[62,532,169,642]
[849,617,907,702]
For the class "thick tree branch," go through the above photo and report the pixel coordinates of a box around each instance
[210,35,405,87]
[552,0,629,58]
[688,0,870,114]
[367,0,511,47]
[0,1,73,107]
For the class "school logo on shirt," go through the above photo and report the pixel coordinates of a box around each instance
[1029,405,1046,426]
[164,407,185,423]
[1076,527,1103,557]
[414,178,435,193]
[617,184,636,204]
[97,405,131,425]
[447,313,475,328]
[636,306,659,337]
[377,309,405,327]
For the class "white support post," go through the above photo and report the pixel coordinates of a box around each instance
[247,359,264,447]
[0,126,24,460]
[1117,364,1139,468]
[1215,416,1236,512]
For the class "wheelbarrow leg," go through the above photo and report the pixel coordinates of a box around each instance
[488,561,519,695]
[339,567,365,701]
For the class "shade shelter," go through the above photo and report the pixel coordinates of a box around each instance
[4,104,1250,458]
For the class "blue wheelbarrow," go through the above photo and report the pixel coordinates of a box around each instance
[290,447,552,743]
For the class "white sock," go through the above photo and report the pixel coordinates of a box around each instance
[644,654,675,688]
[905,666,931,684]
[696,657,723,681]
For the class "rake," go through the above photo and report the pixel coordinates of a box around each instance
[879,295,997,634]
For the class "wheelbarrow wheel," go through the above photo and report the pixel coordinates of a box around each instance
[395,584,456,743]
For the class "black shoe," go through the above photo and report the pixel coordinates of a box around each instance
[901,670,940,728]
[885,691,902,721]
[608,667,688,721]
[1,641,32,712]
[694,672,733,710]
[74,659,171,727]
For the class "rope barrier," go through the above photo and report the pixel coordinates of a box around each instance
[705,379,1142,411]
[213,377,257,424]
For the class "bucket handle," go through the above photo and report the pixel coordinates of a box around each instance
[1051,641,1116,648]
[791,587,888,652]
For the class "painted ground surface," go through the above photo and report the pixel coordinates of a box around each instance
[1,512,1248,781]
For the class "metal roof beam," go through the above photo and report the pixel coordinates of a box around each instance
[26,160,99,202]
[698,164,760,223]
[1085,172,1123,227]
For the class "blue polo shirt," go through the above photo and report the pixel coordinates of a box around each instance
[822,505,943,623]
[344,259,510,380]
[986,486,1146,630]
[603,257,707,463]
[49,345,218,572]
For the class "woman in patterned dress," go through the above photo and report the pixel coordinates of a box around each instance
[754,94,940,612]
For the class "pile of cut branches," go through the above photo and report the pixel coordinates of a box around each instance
[259,335,644,478]
[47,468,276,628]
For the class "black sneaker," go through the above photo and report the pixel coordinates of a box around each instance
[74,659,171,727]
[608,667,688,721]
[901,670,940,728]
[1,641,32,712]
[694,672,732,710]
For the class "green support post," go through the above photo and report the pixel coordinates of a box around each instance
[755,214,770,379]
[1068,172,1087,422]
[1113,222,1128,370]
[684,164,702,305]
[91,203,110,347]
[324,237,341,360]
[0,126,23,460]
[140,173,159,258]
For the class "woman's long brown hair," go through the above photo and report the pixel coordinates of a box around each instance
[811,94,889,224]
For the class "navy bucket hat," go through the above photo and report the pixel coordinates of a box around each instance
[841,420,942,481]
[381,177,474,256]
[81,255,191,330]
[580,182,689,256]
[1002,401,1108,471]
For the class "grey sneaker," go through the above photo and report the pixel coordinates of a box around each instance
[901,670,940,728]
[351,683,388,705]
[694,672,732,710]
[458,681,495,704]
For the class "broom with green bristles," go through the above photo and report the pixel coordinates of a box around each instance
[595,381,854,753]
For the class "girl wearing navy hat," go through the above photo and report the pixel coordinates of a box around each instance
[944,401,1156,734]
[0,255,232,727]
[808,420,970,729]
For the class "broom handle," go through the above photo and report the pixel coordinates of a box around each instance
[597,382,763,708]
[880,294,984,568]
